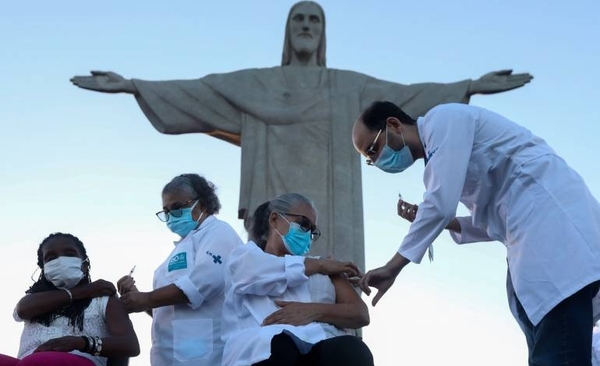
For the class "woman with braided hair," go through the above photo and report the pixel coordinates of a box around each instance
[0,232,140,366]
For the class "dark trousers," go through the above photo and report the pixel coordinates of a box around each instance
[515,280,600,366]
[253,333,374,366]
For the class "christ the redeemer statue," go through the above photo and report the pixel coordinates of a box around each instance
[71,1,533,270]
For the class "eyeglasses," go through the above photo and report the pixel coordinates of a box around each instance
[156,198,198,222]
[365,128,383,166]
[280,212,322,242]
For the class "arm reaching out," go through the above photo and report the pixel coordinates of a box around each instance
[70,71,137,94]
[468,69,533,95]
[304,257,361,278]
[358,253,410,306]
[397,198,461,233]
[119,284,188,314]
[16,280,116,320]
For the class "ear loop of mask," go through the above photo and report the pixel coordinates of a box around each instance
[400,129,407,149]
[190,200,205,224]
[386,124,408,150]
[30,266,40,282]
[274,213,290,238]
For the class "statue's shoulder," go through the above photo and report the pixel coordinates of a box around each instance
[200,66,371,89]
[323,67,368,79]
[203,67,271,77]
[202,66,370,79]
[200,67,279,85]
[324,67,372,89]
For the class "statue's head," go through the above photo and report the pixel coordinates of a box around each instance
[281,1,326,67]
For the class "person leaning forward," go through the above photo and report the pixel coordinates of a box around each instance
[352,101,600,366]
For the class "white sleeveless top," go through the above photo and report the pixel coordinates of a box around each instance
[15,296,110,366]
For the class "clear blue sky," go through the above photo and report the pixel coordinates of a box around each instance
[1,1,599,365]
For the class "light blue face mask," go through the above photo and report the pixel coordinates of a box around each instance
[166,200,203,238]
[374,127,415,174]
[276,214,312,256]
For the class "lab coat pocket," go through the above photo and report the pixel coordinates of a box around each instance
[172,318,213,361]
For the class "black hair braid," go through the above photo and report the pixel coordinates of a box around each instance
[250,201,272,250]
[27,233,92,331]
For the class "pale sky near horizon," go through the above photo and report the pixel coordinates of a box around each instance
[2,1,599,365]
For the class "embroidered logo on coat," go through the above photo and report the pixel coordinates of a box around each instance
[206,250,222,264]
[168,252,187,272]
[427,146,439,161]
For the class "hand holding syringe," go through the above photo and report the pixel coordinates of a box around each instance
[117,265,139,296]
[397,193,418,223]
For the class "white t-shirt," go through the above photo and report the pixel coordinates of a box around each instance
[15,296,110,366]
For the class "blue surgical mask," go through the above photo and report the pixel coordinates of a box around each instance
[374,127,414,174]
[167,201,203,237]
[276,214,312,256]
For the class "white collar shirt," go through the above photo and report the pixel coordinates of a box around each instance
[398,103,600,325]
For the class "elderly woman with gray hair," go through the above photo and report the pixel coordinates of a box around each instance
[116,173,243,366]
[221,193,374,366]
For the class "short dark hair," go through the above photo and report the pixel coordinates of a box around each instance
[163,174,221,215]
[361,101,416,131]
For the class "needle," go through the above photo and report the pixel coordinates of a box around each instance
[398,192,406,210]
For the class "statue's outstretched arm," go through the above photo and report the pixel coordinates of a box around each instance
[70,71,137,94]
[468,69,533,96]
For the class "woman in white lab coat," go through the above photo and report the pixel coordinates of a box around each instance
[117,174,243,366]
[221,193,374,366]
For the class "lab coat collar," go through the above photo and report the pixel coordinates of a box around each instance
[416,116,428,166]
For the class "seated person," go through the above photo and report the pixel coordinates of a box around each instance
[0,232,140,366]
[221,193,375,366]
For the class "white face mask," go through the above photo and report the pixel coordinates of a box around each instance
[44,256,85,289]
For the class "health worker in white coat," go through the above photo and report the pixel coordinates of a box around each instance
[352,101,600,366]
[117,173,244,366]
[221,193,374,366]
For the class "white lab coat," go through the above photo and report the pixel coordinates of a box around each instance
[151,215,243,366]
[399,103,600,325]
[220,242,349,366]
